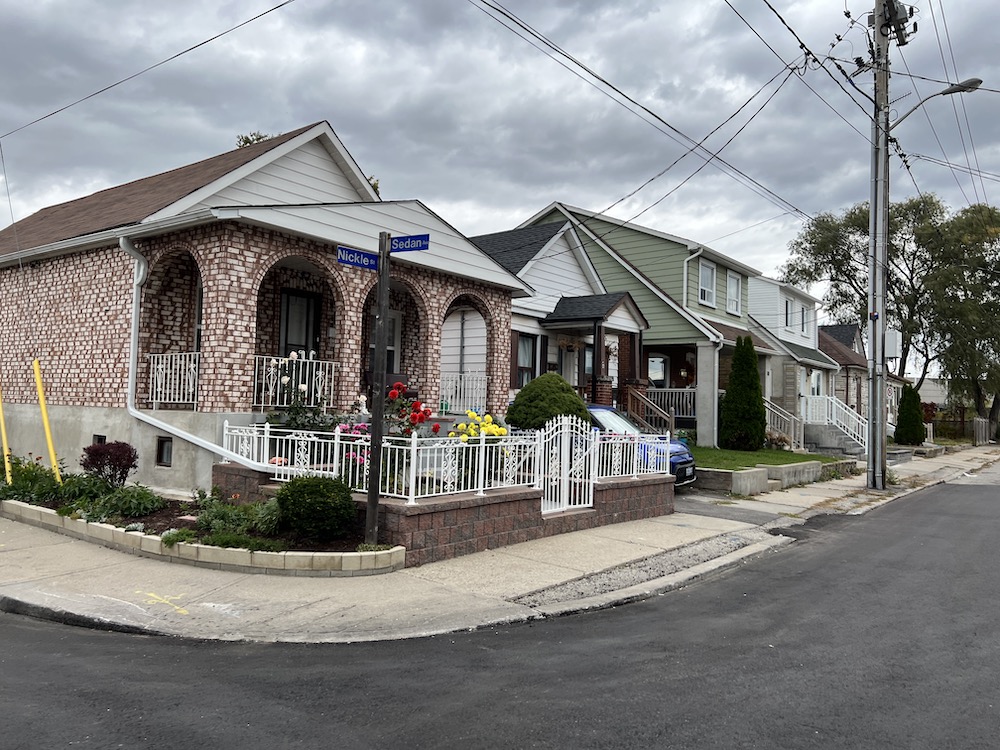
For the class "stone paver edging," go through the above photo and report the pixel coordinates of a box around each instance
[0,500,405,576]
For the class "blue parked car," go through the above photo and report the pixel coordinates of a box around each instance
[587,405,697,487]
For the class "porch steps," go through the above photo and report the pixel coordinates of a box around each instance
[803,423,864,459]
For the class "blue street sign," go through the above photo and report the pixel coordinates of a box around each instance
[337,245,378,270]
[389,234,430,252]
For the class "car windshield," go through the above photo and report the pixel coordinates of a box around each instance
[590,409,640,435]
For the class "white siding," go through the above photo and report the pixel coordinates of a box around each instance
[215,202,529,294]
[514,234,601,316]
[200,140,365,207]
[440,308,487,373]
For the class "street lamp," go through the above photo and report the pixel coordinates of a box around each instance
[867,73,981,490]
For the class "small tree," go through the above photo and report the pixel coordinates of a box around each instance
[504,373,590,430]
[718,336,766,451]
[80,441,138,487]
[894,384,926,446]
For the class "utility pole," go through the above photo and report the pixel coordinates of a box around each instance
[867,1,909,490]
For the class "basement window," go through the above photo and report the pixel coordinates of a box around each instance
[155,437,173,467]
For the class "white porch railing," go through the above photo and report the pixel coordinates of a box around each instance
[253,354,338,410]
[222,421,673,506]
[439,372,488,414]
[645,388,696,419]
[764,399,803,450]
[148,352,199,409]
[801,395,867,450]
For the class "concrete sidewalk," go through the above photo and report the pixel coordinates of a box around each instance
[1,445,997,643]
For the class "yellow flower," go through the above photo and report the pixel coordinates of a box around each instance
[484,414,493,424]
[457,423,466,430]
[467,410,476,419]
[474,415,482,423]
[448,431,456,438]
[460,434,469,442]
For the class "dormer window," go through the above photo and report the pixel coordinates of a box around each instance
[699,260,716,307]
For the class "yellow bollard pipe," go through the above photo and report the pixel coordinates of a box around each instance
[0,383,11,484]
[32,359,62,484]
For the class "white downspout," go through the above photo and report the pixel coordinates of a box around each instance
[682,246,704,309]
[712,338,724,448]
[119,236,254,465]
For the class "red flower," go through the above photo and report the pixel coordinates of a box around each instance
[422,408,432,417]
[393,381,405,391]
[409,413,419,424]
[388,389,399,400]
[416,413,427,423]
[412,400,423,412]
[432,423,441,433]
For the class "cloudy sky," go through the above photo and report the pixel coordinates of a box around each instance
[1,0,997,285]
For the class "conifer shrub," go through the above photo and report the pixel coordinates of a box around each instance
[894,383,926,446]
[718,336,767,451]
[275,476,358,542]
[504,372,590,431]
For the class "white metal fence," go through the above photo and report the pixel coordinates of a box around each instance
[438,371,488,414]
[253,354,338,410]
[148,352,199,408]
[222,417,674,508]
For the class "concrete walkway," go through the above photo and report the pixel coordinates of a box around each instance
[2,445,997,643]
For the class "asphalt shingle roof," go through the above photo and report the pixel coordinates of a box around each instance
[820,324,860,349]
[469,222,564,276]
[0,124,318,256]
[544,292,629,323]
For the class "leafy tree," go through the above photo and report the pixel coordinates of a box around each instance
[236,131,274,148]
[894,384,925,446]
[924,204,1000,421]
[718,336,766,451]
[781,194,949,388]
[504,373,589,430]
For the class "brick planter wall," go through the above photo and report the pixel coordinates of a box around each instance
[379,474,675,567]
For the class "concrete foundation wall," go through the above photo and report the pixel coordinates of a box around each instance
[2,403,253,493]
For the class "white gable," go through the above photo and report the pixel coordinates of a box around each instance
[195,139,367,208]
[513,231,603,317]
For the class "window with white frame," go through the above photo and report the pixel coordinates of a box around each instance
[699,260,716,307]
[784,299,793,328]
[726,271,741,314]
[800,304,807,334]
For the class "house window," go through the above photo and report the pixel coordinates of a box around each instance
[726,272,741,315]
[92,434,106,445]
[784,299,793,328]
[155,437,173,467]
[699,261,716,307]
[516,333,537,388]
[800,305,807,333]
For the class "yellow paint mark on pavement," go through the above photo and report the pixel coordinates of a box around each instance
[136,590,189,615]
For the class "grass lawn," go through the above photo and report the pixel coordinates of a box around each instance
[690,446,843,471]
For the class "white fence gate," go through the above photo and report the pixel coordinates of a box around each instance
[537,415,597,513]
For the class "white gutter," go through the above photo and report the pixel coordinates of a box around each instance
[119,236,260,467]
[682,246,704,310]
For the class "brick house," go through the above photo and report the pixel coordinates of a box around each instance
[0,122,527,492]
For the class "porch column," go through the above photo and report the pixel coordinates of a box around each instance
[696,341,719,447]
[335,290,368,413]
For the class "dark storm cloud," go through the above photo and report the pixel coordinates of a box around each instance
[0,0,997,278]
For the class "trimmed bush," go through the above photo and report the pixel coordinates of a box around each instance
[80,441,138,488]
[895,384,926,446]
[504,372,590,431]
[275,476,358,542]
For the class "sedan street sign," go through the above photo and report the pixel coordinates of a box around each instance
[337,245,378,270]
[389,234,430,252]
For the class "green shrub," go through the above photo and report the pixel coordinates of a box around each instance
[59,473,114,506]
[196,497,258,536]
[718,336,766,451]
[504,373,590,430]
[275,476,358,542]
[68,484,166,523]
[253,498,282,536]
[80,441,138,487]
[895,384,925,446]
[0,455,63,504]
[161,528,199,547]
[199,531,286,551]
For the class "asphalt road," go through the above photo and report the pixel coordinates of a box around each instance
[2,475,999,749]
